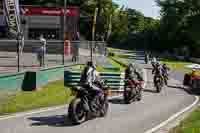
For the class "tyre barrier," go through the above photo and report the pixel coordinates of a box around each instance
[64,70,125,90]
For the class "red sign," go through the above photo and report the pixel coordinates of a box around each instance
[21,7,79,16]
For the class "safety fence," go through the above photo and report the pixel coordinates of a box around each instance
[0,40,107,74]
[64,71,125,90]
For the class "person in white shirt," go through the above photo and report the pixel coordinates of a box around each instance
[39,34,47,67]
[80,61,103,112]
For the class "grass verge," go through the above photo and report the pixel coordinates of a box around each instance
[161,60,192,71]
[162,59,200,133]
[108,57,127,71]
[169,107,200,133]
[161,60,200,75]
[0,80,72,116]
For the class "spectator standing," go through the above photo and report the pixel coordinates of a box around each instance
[38,34,47,67]
[72,32,80,63]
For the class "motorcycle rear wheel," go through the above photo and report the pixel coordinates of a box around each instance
[156,84,162,93]
[99,100,109,117]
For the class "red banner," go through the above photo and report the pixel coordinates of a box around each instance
[21,7,79,16]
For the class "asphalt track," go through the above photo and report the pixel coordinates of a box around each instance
[0,50,197,133]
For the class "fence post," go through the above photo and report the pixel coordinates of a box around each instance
[90,41,93,62]
[17,39,20,72]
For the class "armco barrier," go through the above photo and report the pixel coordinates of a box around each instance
[0,72,25,91]
[22,65,64,91]
[64,70,125,90]
[0,65,65,91]
[0,64,124,91]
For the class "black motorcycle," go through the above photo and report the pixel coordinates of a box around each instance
[124,79,143,104]
[163,73,168,86]
[68,81,109,125]
[154,75,163,93]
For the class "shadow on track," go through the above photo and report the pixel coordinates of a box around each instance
[143,89,157,93]
[28,115,77,127]
[168,85,200,96]
[109,98,125,104]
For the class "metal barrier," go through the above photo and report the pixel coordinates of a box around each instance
[0,40,107,74]
[64,70,125,90]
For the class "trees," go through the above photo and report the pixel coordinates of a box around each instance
[156,0,200,53]
[19,0,162,49]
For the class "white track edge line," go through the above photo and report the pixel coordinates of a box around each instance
[144,95,199,133]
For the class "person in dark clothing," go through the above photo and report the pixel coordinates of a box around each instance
[80,61,103,113]
[125,63,144,91]
[152,62,163,86]
[72,32,80,62]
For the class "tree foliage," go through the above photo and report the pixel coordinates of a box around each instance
[156,0,200,54]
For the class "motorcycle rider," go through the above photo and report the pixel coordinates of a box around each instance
[151,56,157,69]
[80,61,103,113]
[125,63,144,92]
[145,52,149,64]
[162,64,170,77]
[161,64,170,85]
[152,62,163,86]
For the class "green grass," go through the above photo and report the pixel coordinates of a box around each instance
[108,57,127,71]
[161,60,192,71]
[70,64,120,72]
[170,107,200,133]
[107,47,121,52]
[0,80,72,115]
[70,64,85,71]
[69,59,123,72]
[160,59,200,75]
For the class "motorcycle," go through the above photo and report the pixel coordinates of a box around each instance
[163,73,168,86]
[154,75,163,93]
[124,79,143,104]
[68,80,109,125]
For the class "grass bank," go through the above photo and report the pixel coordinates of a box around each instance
[169,107,200,133]
[161,59,192,71]
[0,80,72,116]
[161,59,200,75]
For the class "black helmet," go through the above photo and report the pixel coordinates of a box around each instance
[87,61,93,67]
[156,62,160,66]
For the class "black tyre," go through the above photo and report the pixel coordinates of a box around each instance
[124,89,132,104]
[164,78,168,86]
[183,73,190,86]
[156,84,161,93]
[68,98,87,125]
[99,100,109,117]
[137,92,142,101]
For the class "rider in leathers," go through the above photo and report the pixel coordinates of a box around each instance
[162,64,170,79]
[152,62,163,86]
[80,61,103,112]
[151,57,158,69]
[125,63,144,92]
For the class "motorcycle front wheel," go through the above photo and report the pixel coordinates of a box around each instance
[156,83,162,93]
[68,98,87,125]
[124,89,132,104]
